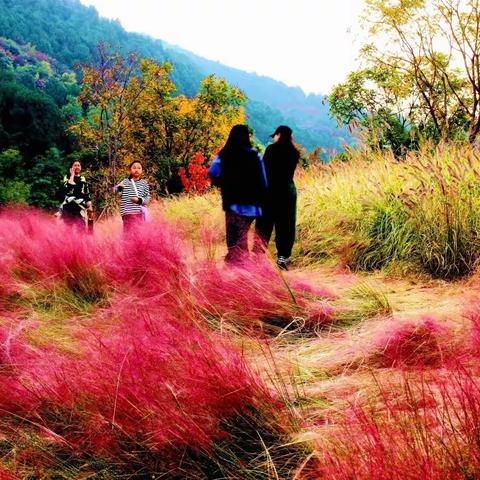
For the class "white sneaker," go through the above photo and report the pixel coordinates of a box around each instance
[276,256,288,270]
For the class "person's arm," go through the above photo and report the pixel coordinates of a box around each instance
[258,153,268,190]
[208,155,222,186]
[114,180,125,194]
[137,181,150,206]
[67,167,76,185]
[63,175,75,196]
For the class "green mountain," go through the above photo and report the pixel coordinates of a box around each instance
[0,0,348,152]
[169,44,349,150]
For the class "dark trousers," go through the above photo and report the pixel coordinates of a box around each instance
[255,185,297,258]
[122,213,144,233]
[225,211,255,264]
[62,213,86,232]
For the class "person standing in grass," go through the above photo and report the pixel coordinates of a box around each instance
[254,125,300,270]
[60,160,93,231]
[208,124,267,265]
[115,160,151,232]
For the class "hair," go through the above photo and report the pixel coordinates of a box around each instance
[276,128,300,157]
[219,125,252,159]
[128,160,143,180]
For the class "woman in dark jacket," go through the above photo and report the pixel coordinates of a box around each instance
[255,125,300,270]
[209,124,267,264]
[60,160,92,230]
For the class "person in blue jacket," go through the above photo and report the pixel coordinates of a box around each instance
[208,124,267,264]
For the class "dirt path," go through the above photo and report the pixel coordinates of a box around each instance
[250,264,477,429]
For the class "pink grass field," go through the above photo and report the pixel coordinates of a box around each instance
[0,209,334,478]
[0,208,479,478]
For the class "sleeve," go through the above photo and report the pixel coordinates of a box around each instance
[63,175,75,197]
[138,181,150,206]
[258,153,268,189]
[208,155,222,186]
[83,179,91,203]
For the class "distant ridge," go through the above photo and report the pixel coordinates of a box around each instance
[0,0,349,151]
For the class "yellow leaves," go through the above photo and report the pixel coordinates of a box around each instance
[176,96,195,116]
[69,47,246,193]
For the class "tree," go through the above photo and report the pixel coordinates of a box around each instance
[73,44,151,187]
[27,146,64,209]
[71,47,246,204]
[330,0,480,147]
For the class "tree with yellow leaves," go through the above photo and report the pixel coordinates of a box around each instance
[71,45,246,207]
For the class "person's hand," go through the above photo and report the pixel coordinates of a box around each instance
[67,167,76,184]
[86,201,93,212]
[131,196,139,204]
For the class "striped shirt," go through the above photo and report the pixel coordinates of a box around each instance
[116,178,151,217]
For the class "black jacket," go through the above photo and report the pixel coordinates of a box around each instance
[263,143,299,193]
[217,148,266,211]
[61,175,91,216]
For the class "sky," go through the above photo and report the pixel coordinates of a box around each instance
[79,0,365,95]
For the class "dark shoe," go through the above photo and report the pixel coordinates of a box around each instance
[276,256,288,271]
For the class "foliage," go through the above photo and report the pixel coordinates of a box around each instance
[329,0,480,149]
[179,152,210,194]
[27,146,65,209]
[72,46,245,205]
[294,143,480,279]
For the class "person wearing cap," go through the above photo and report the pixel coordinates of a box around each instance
[208,124,267,265]
[254,125,300,270]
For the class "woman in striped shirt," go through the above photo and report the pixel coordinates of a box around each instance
[115,161,151,232]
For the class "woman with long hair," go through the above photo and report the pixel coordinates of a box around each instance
[209,124,267,264]
[254,125,300,270]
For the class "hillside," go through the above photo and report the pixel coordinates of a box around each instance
[0,0,347,151]
[167,43,349,151]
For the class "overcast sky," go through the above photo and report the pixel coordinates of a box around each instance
[79,0,365,95]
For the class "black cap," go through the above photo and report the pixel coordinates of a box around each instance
[270,125,293,138]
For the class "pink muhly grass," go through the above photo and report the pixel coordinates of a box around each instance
[192,259,334,332]
[0,209,328,472]
[105,219,188,297]
[313,366,480,480]
[0,210,189,302]
[0,467,17,480]
[465,305,480,357]
[0,296,273,469]
[372,317,454,368]
[286,277,337,301]
[0,210,107,298]
[198,222,223,260]
[304,302,337,329]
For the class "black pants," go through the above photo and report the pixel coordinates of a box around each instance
[255,184,297,258]
[225,211,256,264]
[62,212,86,232]
[122,213,144,233]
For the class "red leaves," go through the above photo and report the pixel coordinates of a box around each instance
[179,152,211,194]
